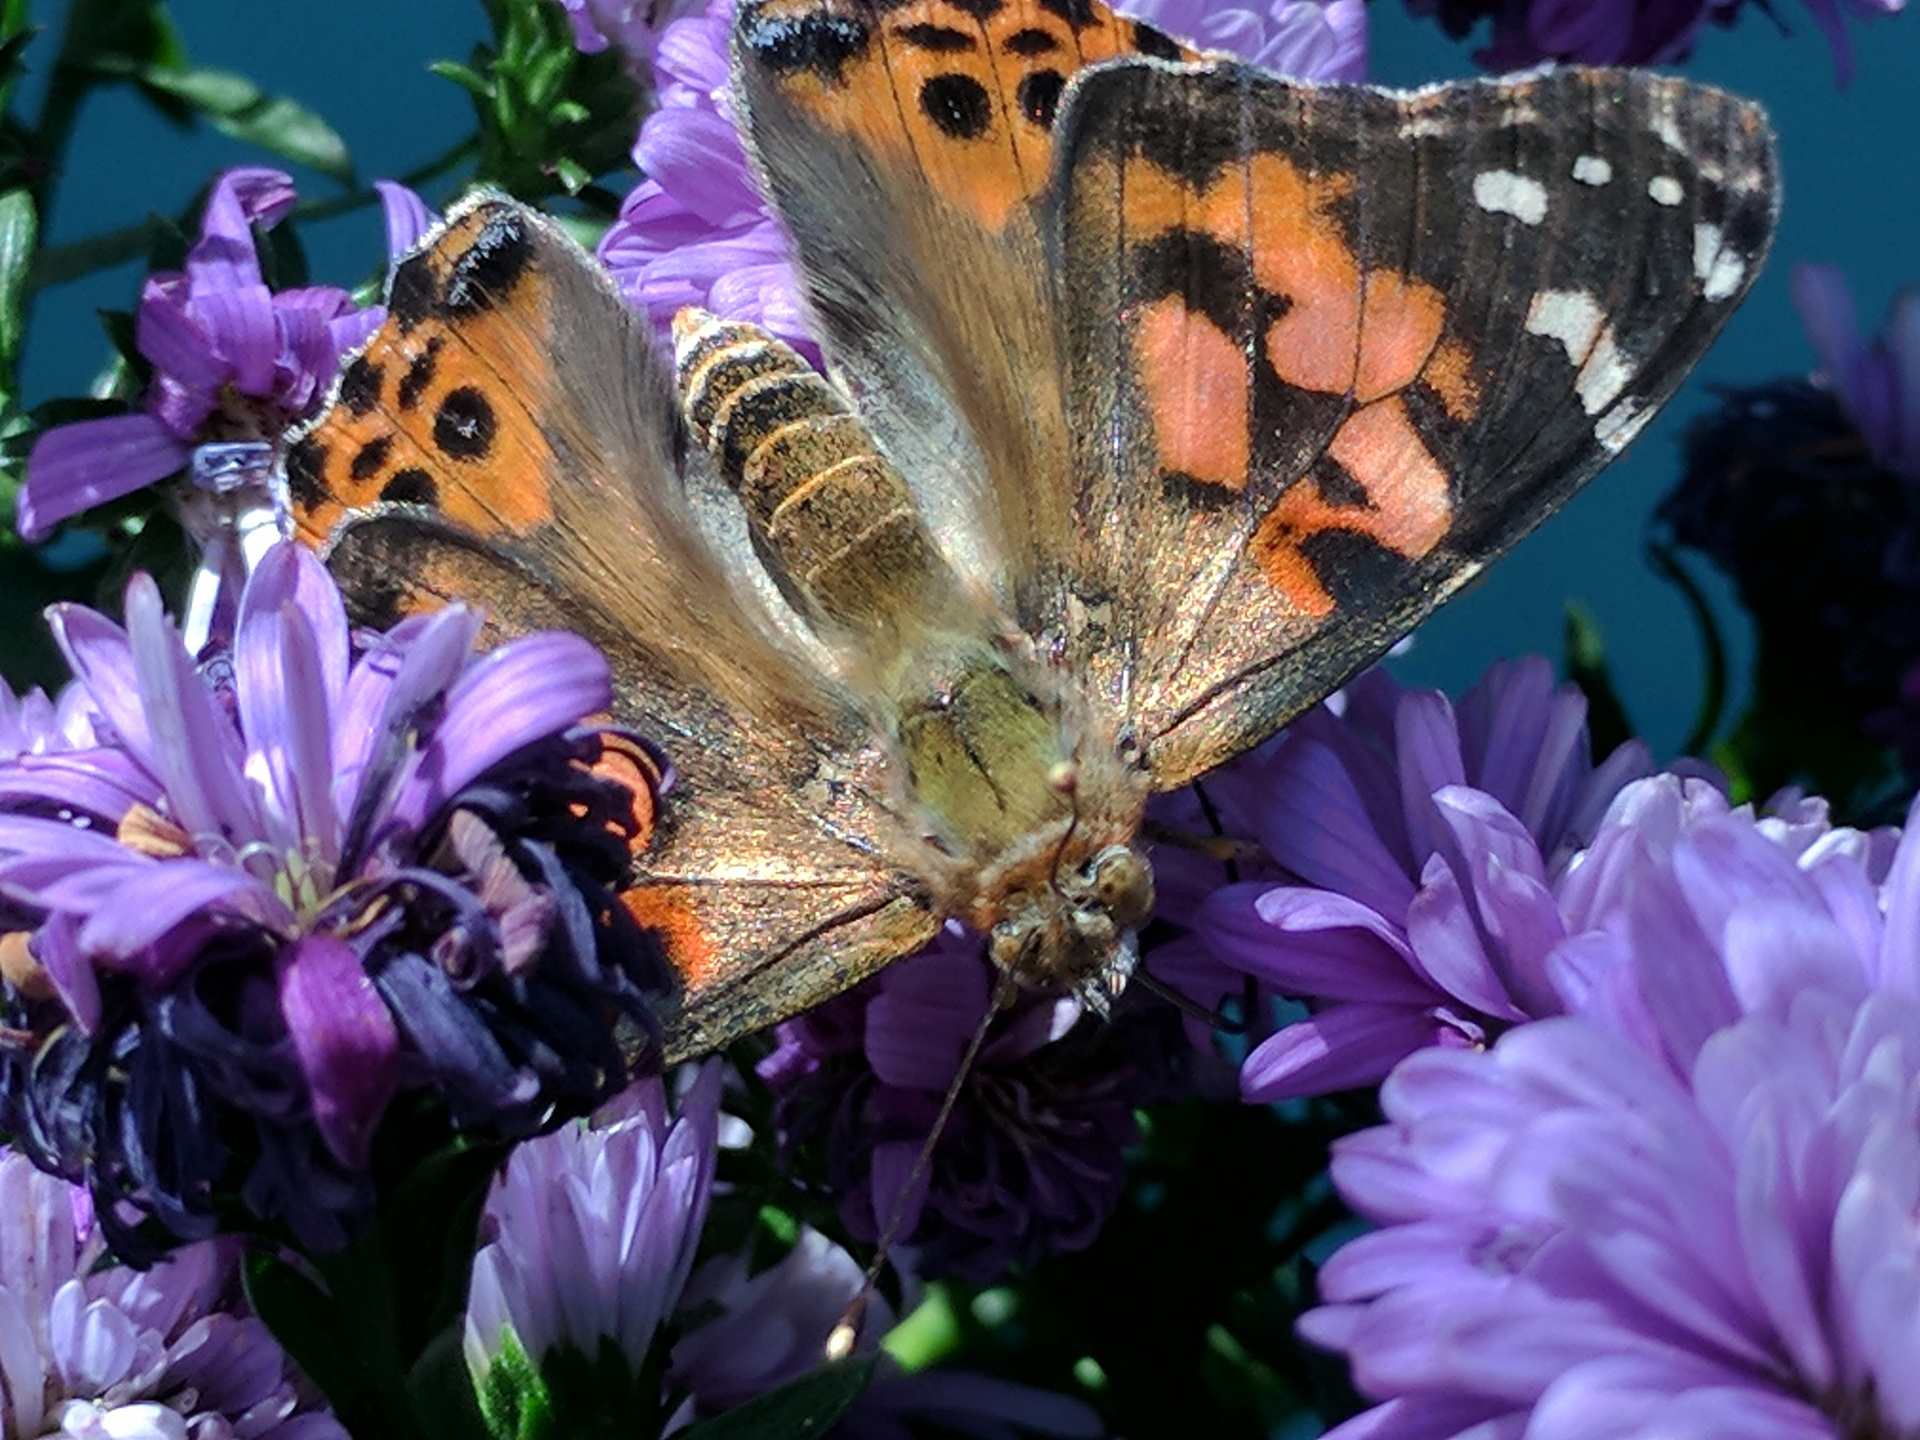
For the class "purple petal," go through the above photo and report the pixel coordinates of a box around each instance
[134,279,230,392]
[634,108,762,226]
[392,631,611,829]
[121,574,259,846]
[1259,738,1418,920]
[278,934,399,1168]
[20,416,192,541]
[1403,858,1526,1020]
[186,168,293,294]
[73,860,278,962]
[1200,883,1434,1004]
[192,284,280,397]
[1241,1004,1441,1100]
[375,180,437,260]
[865,951,985,1089]
[46,606,151,760]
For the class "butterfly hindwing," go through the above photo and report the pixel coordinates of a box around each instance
[292,197,940,1060]
[1049,62,1778,786]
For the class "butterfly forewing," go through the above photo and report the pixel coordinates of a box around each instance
[1048,63,1777,786]
[290,197,940,1061]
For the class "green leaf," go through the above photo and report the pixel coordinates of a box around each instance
[1561,601,1635,761]
[135,66,352,178]
[245,1251,368,1412]
[29,217,162,292]
[475,1329,556,1440]
[677,1359,875,1440]
[429,60,494,99]
[408,1326,492,1440]
[0,188,36,366]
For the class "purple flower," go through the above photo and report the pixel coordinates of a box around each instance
[673,1226,1105,1439]
[1303,780,1920,1440]
[0,544,668,1255]
[1407,0,1896,84]
[598,0,1366,362]
[20,170,380,542]
[557,0,714,80]
[1194,659,1655,1100]
[465,1063,722,1422]
[1794,262,1920,483]
[598,0,820,361]
[0,1148,344,1438]
[759,926,1186,1284]
[1120,0,1367,76]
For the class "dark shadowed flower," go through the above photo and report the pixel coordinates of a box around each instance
[759,926,1187,1284]
[1660,273,1920,788]
[1194,659,1655,1100]
[1303,781,1920,1440]
[20,170,374,542]
[0,1147,345,1438]
[0,544,667,1256]
[465,1064,721,1430]
[598,0,1367,362]
[673,1225,1105,1439]
[1406,0,1896,83]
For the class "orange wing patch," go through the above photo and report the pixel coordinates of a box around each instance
[737,0,1200,230]
[1121,149,1481,615]
[286,204,560,547]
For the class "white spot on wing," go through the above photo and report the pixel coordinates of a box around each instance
[1595,398,1650,453]
[1693,222,1746,301]
[1473,170,1549,226]
[1572,155,1611,186]
[1525,289,1633,417]
[1647,175,1684,206]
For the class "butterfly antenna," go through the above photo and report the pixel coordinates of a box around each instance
[1131,964,1245,1033]
[825,967,1018,1361]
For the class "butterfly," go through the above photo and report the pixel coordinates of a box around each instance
[285,0,1778,1063]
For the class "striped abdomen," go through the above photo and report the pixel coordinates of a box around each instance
[673,310,963,653]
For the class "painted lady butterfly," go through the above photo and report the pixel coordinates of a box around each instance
[286,0,1778,1060]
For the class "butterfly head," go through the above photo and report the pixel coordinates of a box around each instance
[983,828,1155,1016]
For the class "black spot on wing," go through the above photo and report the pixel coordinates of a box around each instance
[1035,0,1093,27]
[285,437,326,511]
[398,337,442,411]
[442,209,534,316]
[741,9,872,83]
[1297,529,1421,615]
[944,0,1004,17]
[387,254,437,332]
[350,436,392,483]
[1130,19,1183,57]
[434,388,497,461]
[1003,26,1058,53]
[338,356,382,415]
[920,73,993,140]
[1018,69,1065,128]
[895,21,975,50]
[381,469,439,506]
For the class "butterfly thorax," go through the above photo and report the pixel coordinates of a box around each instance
[676,309,1154,1002]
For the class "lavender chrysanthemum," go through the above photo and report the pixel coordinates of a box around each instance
[558,0,715,79]
[0,544,667,1255]
[20,170,382,542]
[598,0,1367,359]
[1406,0,1898,84]
[759,926,1185,1283]
[465,1063,722,1425]
[0,1148,344,1438]
[1304,779,1920,1440]
[1193,659,1654,1100]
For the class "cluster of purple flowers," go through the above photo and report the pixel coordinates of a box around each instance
[5,0,1917,1432]
[0,545,669,1254]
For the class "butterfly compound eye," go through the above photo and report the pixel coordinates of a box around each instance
[1090,846,1153,930]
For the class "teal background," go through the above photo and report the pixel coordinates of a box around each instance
[15,0,1920,758]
